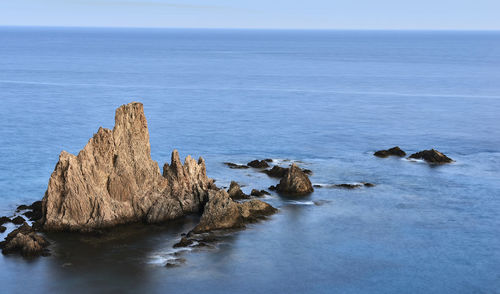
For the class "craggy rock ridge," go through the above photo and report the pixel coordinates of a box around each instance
[276,163,314,196]
[191,190,277,233]
[409,149,453,164]
[374,146,406,158]
[41,102,215,232]
[227,181,250,200]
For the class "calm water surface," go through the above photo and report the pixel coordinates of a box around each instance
[0,27,499,293]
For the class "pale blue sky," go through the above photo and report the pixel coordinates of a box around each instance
[1,0,499,30]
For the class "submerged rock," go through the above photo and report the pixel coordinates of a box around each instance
[227,181,250,200]
[374,146,406,158]
[408,149,453,164]
[0,225,5,233]
[314,183,375,189]
[268,185,277,191]
[16,205,30,211]
[276,164,314,196]
[191,190,277,233]
[173,237,194,248]
[0,223,50,257]
[41,102,216,232]
[247,160,269,168]
[223,162,249,169]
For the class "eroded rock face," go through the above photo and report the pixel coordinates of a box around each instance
[276,164,314,196]
[374,146,406,158]
[409,149,453,164]
[227,181,249,200]
[0,223,50,257]
[41,102,215,231]
[191,190,277,233]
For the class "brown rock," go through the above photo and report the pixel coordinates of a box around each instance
[247,160,269,168]
[250,189,270,197]
[173,237,194,248]
[276,164,314,196]
[374,146,406,158]
[263,166,289,178]
[191,190,277,233]
[41,102,215,232]
[408,149,453,164]
[227,181,250,200]
[1,223,50,257]
[11,216,25,225]
[223,162,249,169]
[0,216,10,225]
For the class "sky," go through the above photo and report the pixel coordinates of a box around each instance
[1,0,499,30]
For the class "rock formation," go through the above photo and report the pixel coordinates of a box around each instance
[250,189,270,197]
[247,160,269,168]
[374,146,406,158]
[263,165,312,178]
[224,162,249,169]
[41,102,215,232]
[276,163,314,196]
[0,223,50,257]
[191,190,277,233]
[263,166,288,178]
[227,181,249,200]
[408,149,453,164]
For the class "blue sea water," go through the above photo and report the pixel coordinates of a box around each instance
[0,27,499,293]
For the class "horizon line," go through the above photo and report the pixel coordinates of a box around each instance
[2,24,500,32]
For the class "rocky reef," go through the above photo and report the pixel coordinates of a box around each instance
[408,149,453,164]
[0,223,50,257]
[374,146,406,157]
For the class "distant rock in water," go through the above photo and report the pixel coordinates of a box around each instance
[191,190,277,233]
[247,160,269,168]
[227,181,250,200]
[224,162,249,169]
[313,182,375,189]
[408,149,453,164]
[374,146,406,158]
[0,223,50,257]
[263,166,289,178]
[263,165,312,178]
[276,164,314,196]
[250,189,270,197]
[0,226,5,233]
[41,102,216,232]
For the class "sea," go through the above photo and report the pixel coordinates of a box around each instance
[0,27,499,293]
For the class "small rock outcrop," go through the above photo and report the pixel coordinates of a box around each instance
[0,216,10,225]
[374,146,406,158]
[250,189,270,197]
[227,181,250,200]
[247,160,269,168]
[276,164,314,196]
[408,149,453,164]
[191,190,277,233]
[11,216,25,225]
[224,162,249,169]
[263,166,289,178]
[41,102,215,232]
[0,223,50,257]
[0,226,6,233]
